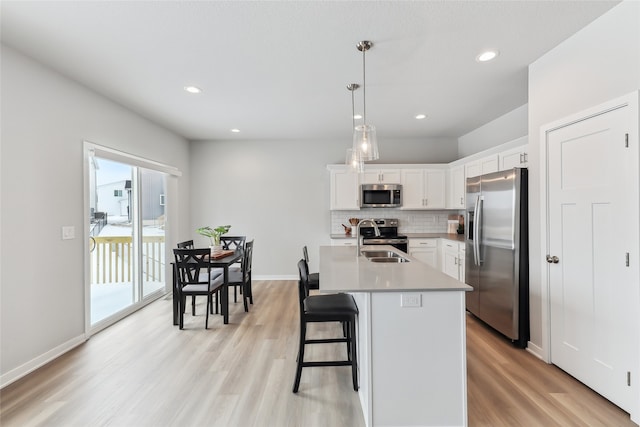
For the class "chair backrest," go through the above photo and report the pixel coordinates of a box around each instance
[173,248,211,289]
[242,240,254,281]
[297,259,311,305]
[177,240,194,249]
[220,236,246,251]
[302,246,310,263]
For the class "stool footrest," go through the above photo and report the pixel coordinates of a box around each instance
[305,338,348,344]
[302,361,353,367]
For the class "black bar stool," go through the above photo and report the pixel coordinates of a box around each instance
[302,246,320,290]
[293,259,358,393]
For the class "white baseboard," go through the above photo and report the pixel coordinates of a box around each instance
[525,341,546,362]
[1,334,86,389]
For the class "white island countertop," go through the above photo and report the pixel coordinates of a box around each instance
[320,245,472,293]
[320,244,471,427]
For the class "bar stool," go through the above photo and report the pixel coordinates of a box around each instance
[302,246,320,290]
[293,259,358,393]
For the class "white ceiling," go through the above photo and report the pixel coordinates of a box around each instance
[0,1,620,142]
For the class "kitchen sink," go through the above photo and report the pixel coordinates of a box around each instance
[361,250,410,263]
[367,257,410,263]
[362,250,400,258]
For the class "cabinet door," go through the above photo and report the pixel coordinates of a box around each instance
[400,169,425,209]
[448,166,465,209]
[500,146,528,170]
[411,249,438,268]
[330,170,359,210]
[361,169,401,184]
[442,249,459,279]
[360,170,381,184]
[458,245,465,282]
[441,240,461,279]
[465,161,481,179]
[424,170,446,208]
[380,169,401,183]
[480,155,499,175]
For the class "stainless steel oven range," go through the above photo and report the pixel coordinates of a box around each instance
[359,218,408,253]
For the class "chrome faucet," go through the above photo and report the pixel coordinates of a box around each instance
[356,218,380,256]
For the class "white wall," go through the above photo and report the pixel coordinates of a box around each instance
[189,137,458,278]
[457,104,528,157]
[527,0,640,356]
[0,45,191,383]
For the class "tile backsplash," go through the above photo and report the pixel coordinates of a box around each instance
[331,209,460,234]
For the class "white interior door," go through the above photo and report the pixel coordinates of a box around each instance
[547,102,637,413]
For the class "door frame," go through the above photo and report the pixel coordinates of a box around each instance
[538,91,639,420]
[82,141,181,336]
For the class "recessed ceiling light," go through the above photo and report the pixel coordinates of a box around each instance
[415,114,427,120]
[476,50,499,62]
[354,114,363,120]
[183,86,202,94]
[230,129,240,133]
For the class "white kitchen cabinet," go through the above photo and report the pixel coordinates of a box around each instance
[441,239,464,281]
[465,154,499,178]
[329,169,360,210]
[500,145,528,170]
[400,169,446,209]
[361,169,401,184]
[408,238,438,268]
[448,165,465,209]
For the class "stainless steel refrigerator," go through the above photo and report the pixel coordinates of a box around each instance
[465,168,529,348]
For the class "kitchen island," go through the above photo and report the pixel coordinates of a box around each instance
[320,245,472,427]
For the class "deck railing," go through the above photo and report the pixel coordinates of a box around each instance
[90,236,165,284]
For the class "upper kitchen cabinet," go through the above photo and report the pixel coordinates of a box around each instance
[500,145,529,169]
[401,168,446,209]
[465,154,499,178]
[360,169,401,184]
[447,165,465,209]
[329,167,360,210]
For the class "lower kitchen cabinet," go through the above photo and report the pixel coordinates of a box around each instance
[441,239,465,282]
[408,238,438,269]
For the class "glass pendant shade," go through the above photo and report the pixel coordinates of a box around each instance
[353,124,379,161]
[346,148,364,173]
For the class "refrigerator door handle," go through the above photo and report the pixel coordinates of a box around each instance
[475,196,483,265]
[473,195,481,265]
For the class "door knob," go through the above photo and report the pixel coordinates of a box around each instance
[546,255,559,264]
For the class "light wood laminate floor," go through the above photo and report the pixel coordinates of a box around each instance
[0,281,635,426]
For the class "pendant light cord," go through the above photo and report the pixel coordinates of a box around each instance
[351,87,356,130]
[362,47,366,125]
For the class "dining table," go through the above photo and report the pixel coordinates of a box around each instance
[172,249,244,325]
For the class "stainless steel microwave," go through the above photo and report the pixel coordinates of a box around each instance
[360,184,402,208]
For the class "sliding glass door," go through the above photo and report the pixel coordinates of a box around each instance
[87,151,167,328]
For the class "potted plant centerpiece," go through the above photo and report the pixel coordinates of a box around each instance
[196,225,231,254]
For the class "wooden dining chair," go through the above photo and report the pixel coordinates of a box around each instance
[220,236,246,252]
[173,248,224,329]
[177,239,222,314]
[177,239,194,249]
[228,240,254,309]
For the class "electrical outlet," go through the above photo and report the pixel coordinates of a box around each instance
[400,293,421,308]
[62,226,75,240]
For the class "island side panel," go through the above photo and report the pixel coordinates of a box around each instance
[352,292,373,427]
[370,290,468,427]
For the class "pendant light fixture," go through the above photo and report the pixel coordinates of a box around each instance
[352,40,379,161]
[346,83,364,172]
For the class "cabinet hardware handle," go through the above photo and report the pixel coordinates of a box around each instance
[546,255,559,264]
[460,197,464,205]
